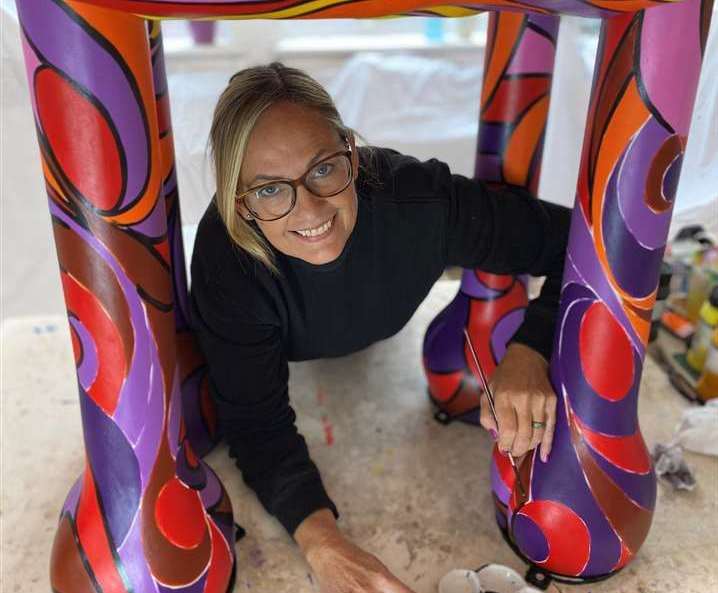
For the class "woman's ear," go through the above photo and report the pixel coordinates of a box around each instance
[235,198,254,221]
[348,132,359,180]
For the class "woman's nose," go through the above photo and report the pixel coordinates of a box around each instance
[294,184,325,215]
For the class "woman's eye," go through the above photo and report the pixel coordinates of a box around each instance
[312,162,334,178]
[257,185,280,198]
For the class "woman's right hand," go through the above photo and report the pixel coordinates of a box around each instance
[295,509,416,593]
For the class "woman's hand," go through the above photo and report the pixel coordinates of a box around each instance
[295,509,416,593]
[479,342,557,462]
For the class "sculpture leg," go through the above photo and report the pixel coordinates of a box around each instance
[423,11,559,423]
[147,22,219,458]
[505,0,714,580]
[14,2,235,590]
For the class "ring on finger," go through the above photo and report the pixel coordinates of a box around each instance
[531,420,546,429]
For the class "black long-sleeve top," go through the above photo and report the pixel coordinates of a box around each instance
[189,146,572,535]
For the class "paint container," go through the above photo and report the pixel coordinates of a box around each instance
[660,307,695,342]
[666,227,714,294]
[438,569,482,593]
[696,328,718,401]
[650,262,673,342]
[475,564,541,593]
[424,18,445,43]
[188,21,217,45]
[684,248,718,323]
[687,285,718,372]
[438,565,542,593]
[685,266,717,322]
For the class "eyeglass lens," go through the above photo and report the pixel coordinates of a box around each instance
[246,153,352,220]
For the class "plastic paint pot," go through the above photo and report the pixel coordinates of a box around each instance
[438,565,542,593]
[687,285,718,372]
[438,569,483,593]
[696,328,718,401]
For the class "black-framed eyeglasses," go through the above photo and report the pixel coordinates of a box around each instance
[236,147,353,222]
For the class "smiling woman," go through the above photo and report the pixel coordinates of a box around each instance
[191,62,571,593]
[208,65,367,270]
[234,102,359,264]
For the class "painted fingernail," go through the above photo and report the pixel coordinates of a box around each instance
[489,429,498,441]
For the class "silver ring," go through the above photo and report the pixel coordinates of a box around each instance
[532,421,547,429]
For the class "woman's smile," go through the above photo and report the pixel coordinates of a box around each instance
[292,213,336,241]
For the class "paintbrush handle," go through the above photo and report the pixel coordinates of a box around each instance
[463,329,526,497]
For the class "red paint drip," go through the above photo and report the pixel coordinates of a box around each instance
[317,387,334,445]
[321,414,334,446]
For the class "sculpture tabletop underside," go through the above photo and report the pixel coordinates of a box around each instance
[70,0,682,20]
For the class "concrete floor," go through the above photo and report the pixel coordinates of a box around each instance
[2,279,717,593]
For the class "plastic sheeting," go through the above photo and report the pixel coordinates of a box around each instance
[675,399,718,457]
[1,3,717,319]
[325,19,596,210]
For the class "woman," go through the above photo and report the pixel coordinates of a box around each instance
[190,62,570,593]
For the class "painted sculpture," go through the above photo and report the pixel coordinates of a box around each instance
[423,11,558,424]
[493,2,714,579]
[12,0,713,590]
[15,5,234,592]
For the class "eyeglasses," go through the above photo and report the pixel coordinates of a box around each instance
[236,147,354,222]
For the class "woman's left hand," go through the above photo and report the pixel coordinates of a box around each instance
[479,342,557,462]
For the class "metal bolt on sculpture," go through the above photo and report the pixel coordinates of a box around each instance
[12,0,713,590]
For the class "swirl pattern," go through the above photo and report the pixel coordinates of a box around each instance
[64,0,679,19]
[496,0,713,579]
[423,12,558,423]
[15,2,235,591]
[148,20,219,459]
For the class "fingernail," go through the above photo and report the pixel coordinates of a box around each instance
[489,429,498,441]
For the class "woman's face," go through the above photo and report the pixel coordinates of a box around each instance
[238,101,359,265]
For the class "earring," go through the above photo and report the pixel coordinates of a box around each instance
[235,200,253,221]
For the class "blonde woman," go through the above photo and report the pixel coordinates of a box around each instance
[191,62,570,593]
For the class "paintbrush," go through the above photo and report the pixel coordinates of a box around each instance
[463,328,527,499]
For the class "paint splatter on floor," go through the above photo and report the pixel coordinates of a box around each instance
[248,547,266,569]
[321,414,334,446]
[316,386,334,446]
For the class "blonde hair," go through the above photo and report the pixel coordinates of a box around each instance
[208,62,356,274]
